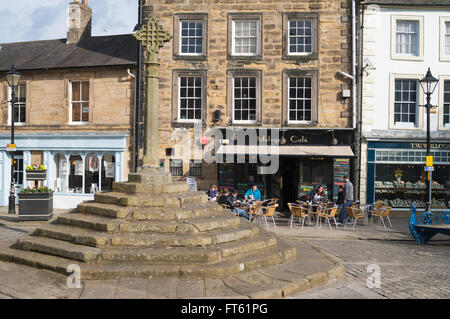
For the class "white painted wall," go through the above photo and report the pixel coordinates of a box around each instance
[362,5,450,134]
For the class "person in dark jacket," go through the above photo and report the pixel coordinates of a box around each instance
[218,189,230,207]
[227,190,250,220]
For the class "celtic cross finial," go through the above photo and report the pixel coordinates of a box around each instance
[134,17,172,62]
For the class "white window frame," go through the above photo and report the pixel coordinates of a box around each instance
[7,83,26,126]
[391,15,424,61]
[389,73,424,130]
[440,17,450,62]
[287,19,314,56]
[177,75,203,123]
[232,75,258,124]
[231,19,260,57]
[179,20,204,56]
[438,75,450,130]
[69,80,90,125]
[287,76,313,124]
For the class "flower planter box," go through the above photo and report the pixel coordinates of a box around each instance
[26,170,47,181]
[18,192,53,221]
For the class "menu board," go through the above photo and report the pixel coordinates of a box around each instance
[333,158,350,200]
[218,163,235,192]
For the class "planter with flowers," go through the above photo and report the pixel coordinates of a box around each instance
[26,164,47,182]
[19,164,53,221]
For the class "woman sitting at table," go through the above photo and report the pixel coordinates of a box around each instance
[312,186,325,211]
[206,184,218,201]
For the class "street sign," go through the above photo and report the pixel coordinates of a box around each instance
[6,144,16,152]
[426,156,433,167]
[425,166,434,172]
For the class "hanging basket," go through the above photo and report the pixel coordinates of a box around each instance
[26,170,47,181]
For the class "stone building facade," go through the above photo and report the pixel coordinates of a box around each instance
[0,0,137,208]
[141,0,355,205]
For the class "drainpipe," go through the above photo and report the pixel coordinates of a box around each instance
[352,0,357,131]
[358,1,366,202]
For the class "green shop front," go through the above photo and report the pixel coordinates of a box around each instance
[367,141,450,210]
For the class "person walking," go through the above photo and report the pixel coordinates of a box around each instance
[338,176,354,224]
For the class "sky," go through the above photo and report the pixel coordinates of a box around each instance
[0,0,138,44]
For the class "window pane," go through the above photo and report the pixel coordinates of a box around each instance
[72,82,80,101]
[396,20,419,55]
[81,82,89,100]
[288,76,313,122]
[72,102,81,122]
[178,76,202,121]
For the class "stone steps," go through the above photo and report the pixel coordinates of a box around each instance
[35,224,110,247]
[56,212,120,232]
[94,191,208,208]
[111,222,258,247]
[102,232,276,263]
[0,238,295,280]
[16,236,101,262]
[77,201,130,219]
[131,202,224,220]
[118,214,241,234]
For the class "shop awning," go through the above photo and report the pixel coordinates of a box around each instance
[216,145,355,157]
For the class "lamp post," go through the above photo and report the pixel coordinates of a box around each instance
[419,68,439,212]
[5,65,21,214]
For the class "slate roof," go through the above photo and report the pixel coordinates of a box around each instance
[0,34,137,72]
[363,0,450,6]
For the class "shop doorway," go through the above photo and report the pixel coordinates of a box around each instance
[280,158,298,210]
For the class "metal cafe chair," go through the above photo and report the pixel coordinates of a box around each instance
[344,207,366,230]
[318,206,340,230]
[287,203,309,229]
[373,206,393,229]
[254,203,279,228]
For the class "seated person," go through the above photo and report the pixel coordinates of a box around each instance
[312,186,325,212]
[207,184,218,201]
[227,190,250,220]
[244,184,262,202]
[218,189,230,207]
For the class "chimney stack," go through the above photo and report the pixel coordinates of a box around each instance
[67,0,92,44]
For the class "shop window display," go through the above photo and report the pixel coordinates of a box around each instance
[374,164,450,208]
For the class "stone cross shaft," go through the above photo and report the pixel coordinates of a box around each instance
[133,18,172,172]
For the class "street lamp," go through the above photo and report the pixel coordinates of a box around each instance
[419,68,439,212]
[5,65,21,214]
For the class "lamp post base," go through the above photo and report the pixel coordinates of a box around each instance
[8,195,16,214]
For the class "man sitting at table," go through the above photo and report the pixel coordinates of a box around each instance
[227,190,250,220]
[244,184,261,201]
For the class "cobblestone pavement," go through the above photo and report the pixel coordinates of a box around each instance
[0,226,32,241]
[288,238,450,299]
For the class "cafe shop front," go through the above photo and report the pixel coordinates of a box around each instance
[215,128,355,209]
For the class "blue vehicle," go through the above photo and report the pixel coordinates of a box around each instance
[409,205,450,244]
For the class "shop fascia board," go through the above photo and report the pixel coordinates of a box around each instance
[363,130,450,141]
[0,132,128,152]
